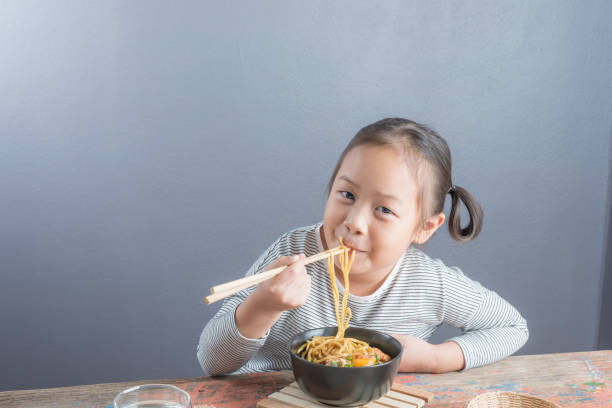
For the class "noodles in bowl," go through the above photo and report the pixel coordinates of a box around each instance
[289,327,403,406]
[287,238,403,406]
[296,335,391,367]
[296,238,392,367]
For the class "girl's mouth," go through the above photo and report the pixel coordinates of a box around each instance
[340,240,365,253]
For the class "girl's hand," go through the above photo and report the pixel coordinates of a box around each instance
[391,334,465,373]
[252,254,311,312]
[236,254,310,339]
[391,334,437,373]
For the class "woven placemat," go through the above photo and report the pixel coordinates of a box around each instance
[466,391,560,408]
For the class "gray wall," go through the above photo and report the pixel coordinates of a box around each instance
[1,0,611,391]
[599,124,612,349]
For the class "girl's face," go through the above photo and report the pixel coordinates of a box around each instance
[322,145,442,279]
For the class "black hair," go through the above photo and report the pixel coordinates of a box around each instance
[327,118,483,242]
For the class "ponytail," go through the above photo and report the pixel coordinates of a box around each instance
[448,185,483,242]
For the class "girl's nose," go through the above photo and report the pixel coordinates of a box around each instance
[344,206,368,235]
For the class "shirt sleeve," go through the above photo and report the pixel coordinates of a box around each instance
[438,263,529,370]
[196,236,283,376]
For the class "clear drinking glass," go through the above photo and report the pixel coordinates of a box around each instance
[113,384,191,408]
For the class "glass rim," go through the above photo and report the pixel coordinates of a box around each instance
[113,383,191,408]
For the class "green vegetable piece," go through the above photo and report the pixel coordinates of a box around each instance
[345,363,353,367]
[345,355,353,361]
[376,354,381,362]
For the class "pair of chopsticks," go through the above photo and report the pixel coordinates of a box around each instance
[205,246,345,305]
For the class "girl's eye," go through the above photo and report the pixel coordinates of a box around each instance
[339,191,355,200]
[376,206,394,216]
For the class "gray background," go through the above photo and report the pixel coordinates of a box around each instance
[1,0,611,391]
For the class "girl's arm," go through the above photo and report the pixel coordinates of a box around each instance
[437,265,529,371]
[197,239,280,376]
[235,254,309,338]
[392,263,528,373]
[197,247,310,376]
[392,335,465,373]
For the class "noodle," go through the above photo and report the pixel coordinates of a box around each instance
[297,238,389,366]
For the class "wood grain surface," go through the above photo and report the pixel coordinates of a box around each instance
[1,350,610,408]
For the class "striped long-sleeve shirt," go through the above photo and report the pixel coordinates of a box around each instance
[197,222,528,375]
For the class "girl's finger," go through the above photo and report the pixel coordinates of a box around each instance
[274,259,306,288]
[278,255,300,265]
[287,255,307,275]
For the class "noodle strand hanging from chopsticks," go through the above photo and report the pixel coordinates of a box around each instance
[296,237,370,364]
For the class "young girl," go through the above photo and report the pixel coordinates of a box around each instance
[197,118,528,375]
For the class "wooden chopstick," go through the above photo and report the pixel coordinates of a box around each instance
[205,246,345,305]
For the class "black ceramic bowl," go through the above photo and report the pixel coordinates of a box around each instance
[288,326,403,407]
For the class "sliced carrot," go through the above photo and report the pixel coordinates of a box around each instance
[352,357,375,367]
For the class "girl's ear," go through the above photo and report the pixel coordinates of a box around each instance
[413,212,446,244]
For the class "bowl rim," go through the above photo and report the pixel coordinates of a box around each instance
[288,326,403,369]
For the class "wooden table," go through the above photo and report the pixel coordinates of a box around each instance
[1,351,610,408]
